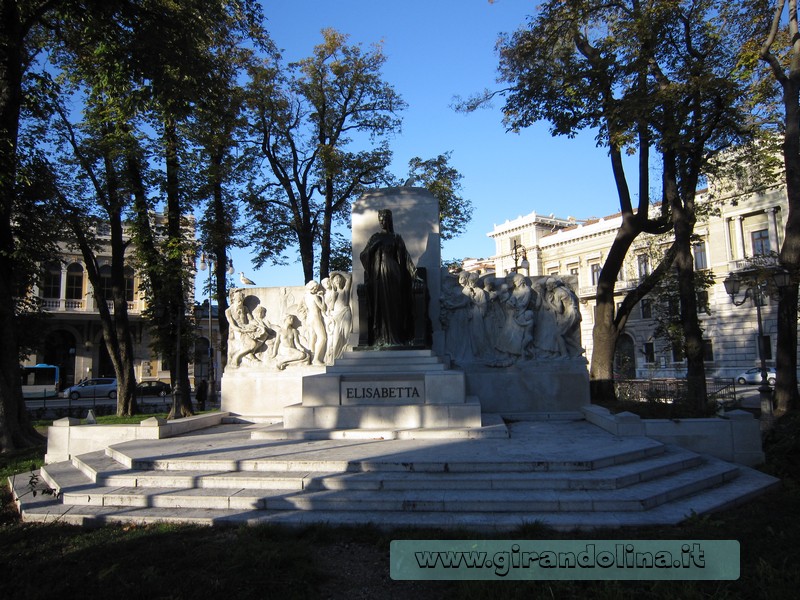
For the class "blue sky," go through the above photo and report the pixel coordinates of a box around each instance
[223,0,624,289]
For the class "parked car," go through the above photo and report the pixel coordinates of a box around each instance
[136,380,171,397]
[736,367,777,386]
[61,378,117,400]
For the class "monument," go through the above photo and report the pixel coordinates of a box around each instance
[221,185,589,426]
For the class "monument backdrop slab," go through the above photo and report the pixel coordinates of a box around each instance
[351,187,442,353]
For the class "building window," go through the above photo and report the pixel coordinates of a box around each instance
[637,254,650,279]
[671,342,685,362]
[124,267,135,302]
[668,297,680,316]
[65,263,84,300]
[693,241,708,270]
[591,263,602,286]
[42,262,61,298]
[644,342,655,364]
[98,265,113,298]
[703,339,714,362]
[751,229,770,256]
[697,290,709,314]
[641,299,652,319]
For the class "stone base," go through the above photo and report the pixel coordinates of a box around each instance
[287,349,482,430]
[220,366,326,419]
[283,397,482,429]
[461,359,590,416]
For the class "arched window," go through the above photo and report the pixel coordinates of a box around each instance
[124,266,135,302]
[65,263,84,300]
[98,265,113,298]
[42,261,61,298]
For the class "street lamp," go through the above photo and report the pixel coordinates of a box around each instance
[512,239,529,275]
[198,252,234,406]
[723,268,789,428]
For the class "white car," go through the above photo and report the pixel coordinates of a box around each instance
[736,367,776,386]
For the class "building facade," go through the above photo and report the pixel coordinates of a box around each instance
[21,219,222,393]
[487,182,792,381]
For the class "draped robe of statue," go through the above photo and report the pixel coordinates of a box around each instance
[359,210,417,347]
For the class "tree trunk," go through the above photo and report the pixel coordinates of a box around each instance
[0,7,43,451]
[319,177,334,279]
[776,77,800,412]
[298,226,315,284]
[589,212,643,401]
[164,118,193,416]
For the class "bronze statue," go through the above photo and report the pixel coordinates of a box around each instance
[359,209,418,346]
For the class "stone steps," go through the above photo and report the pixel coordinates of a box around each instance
[13,467,778,531]
[10,421,780,531]
[51,460,739,514]
[55,444,704,493]
[326,349,446,374]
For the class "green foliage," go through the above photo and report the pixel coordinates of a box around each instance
[244,28,405,280]
[407,152,473,241]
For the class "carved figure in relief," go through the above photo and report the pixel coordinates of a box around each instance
[531,279,561,358]
[304,280,328,365]
[464,272,488,357]
[547,277,583,357]
[440,271,472,360]
[269,314,311,370]
[326,272,352,361]
[226,289,272,367]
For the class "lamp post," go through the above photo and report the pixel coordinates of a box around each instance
[511,239,529,275]
[723,269,789,428]
[198,252,234,406]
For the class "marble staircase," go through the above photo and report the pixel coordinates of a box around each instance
[10,420,780,531]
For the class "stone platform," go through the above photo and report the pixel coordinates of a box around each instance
[286,349,482,430]
[11,419,779,531]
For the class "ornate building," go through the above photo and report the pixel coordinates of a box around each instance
[487,180,791,381]
[20,217,220,393]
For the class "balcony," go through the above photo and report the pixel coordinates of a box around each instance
[41,297,143,314]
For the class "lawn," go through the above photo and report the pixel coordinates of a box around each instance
[2,413,799,599]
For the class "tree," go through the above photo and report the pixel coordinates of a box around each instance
[119,0,266,417]
[406,152,473,241]
[189,24,271,372]
[35,5,150,416]
[757,0,800,411]
[478,0,755,407]
[245,28,404,283]
[0,0,77,451]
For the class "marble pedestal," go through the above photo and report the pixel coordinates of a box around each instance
[284,349,482,429]
[221,365,326,421]
[461,358,591,419]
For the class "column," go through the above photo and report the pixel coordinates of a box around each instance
[767,207,780,252]
[723,217,733,262]
[734,216,746,261]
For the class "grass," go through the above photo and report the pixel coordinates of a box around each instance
[2,413,800,598]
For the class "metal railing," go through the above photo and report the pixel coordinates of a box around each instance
[24,389,173,420]
[613,378,738,407]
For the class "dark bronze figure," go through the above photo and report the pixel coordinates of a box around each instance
[359,209,418,347]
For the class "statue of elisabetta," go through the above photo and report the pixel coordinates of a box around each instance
[358,209,420,347]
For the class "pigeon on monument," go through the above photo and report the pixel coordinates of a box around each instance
[239,272,256,286]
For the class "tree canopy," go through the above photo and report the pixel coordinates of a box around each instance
[488,0,758,405]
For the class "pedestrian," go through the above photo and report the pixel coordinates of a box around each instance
[196,378,208,411]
